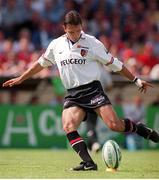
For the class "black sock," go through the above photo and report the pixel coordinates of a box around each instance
[123,119,159,142]
[136,123,149,139]
[123,118,137,133]
[67,131,93,162]
[135,123,158,140]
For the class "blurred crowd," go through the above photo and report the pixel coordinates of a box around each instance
[0,0,159,79]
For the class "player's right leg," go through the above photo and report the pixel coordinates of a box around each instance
[62,106,97,171]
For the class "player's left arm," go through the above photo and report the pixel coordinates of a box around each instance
[91,38,153,93]
[118,65,153,93]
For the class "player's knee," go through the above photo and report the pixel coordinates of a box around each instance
[62,121,75,133]
[63,123,71,133]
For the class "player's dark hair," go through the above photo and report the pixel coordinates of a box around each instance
[63,10,82,26]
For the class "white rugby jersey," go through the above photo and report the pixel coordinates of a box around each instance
[38,32,123,89]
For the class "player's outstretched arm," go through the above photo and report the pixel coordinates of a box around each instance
[2,61,44,87]
[118,65,153,93]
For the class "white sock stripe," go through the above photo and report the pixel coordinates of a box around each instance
[72,139,84,147]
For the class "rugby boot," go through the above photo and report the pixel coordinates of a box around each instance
[70,161,98,171]
[136,123,159,143]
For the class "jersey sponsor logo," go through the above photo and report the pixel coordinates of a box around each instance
[61,58,86,66]
[80,49,88,57]
[91,95,105,105]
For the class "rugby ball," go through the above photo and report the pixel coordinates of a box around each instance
[102,140,122,169]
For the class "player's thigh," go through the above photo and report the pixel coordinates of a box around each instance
[95,105,124,131]
[62,106,86,132]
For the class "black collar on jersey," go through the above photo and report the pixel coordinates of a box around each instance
[69,39,76,45]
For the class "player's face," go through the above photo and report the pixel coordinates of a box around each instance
[63,24,82,42]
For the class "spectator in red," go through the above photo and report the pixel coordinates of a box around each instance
[16,37,33,64]
[15,29,34,65]
[0,39,15,74]
[136,42,159,69]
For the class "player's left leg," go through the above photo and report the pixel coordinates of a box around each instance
[95,105,159,143]
[62,106,97,171]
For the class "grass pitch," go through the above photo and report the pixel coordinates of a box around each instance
[0,149,159,179]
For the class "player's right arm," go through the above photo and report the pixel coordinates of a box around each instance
[2,61,44,87]
[3,40,55,88]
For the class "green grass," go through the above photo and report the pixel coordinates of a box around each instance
[0,149,159,178]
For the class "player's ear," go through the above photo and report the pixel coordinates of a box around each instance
[63,25,67,32]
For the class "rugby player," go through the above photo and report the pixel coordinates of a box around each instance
[3,10,159,171]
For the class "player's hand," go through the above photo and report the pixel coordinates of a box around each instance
[138,80,153,93]
[2,77,23,87]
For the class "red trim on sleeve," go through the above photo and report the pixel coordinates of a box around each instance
[105,57,114,66]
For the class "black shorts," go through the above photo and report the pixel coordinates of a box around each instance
[63,80,111,113]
